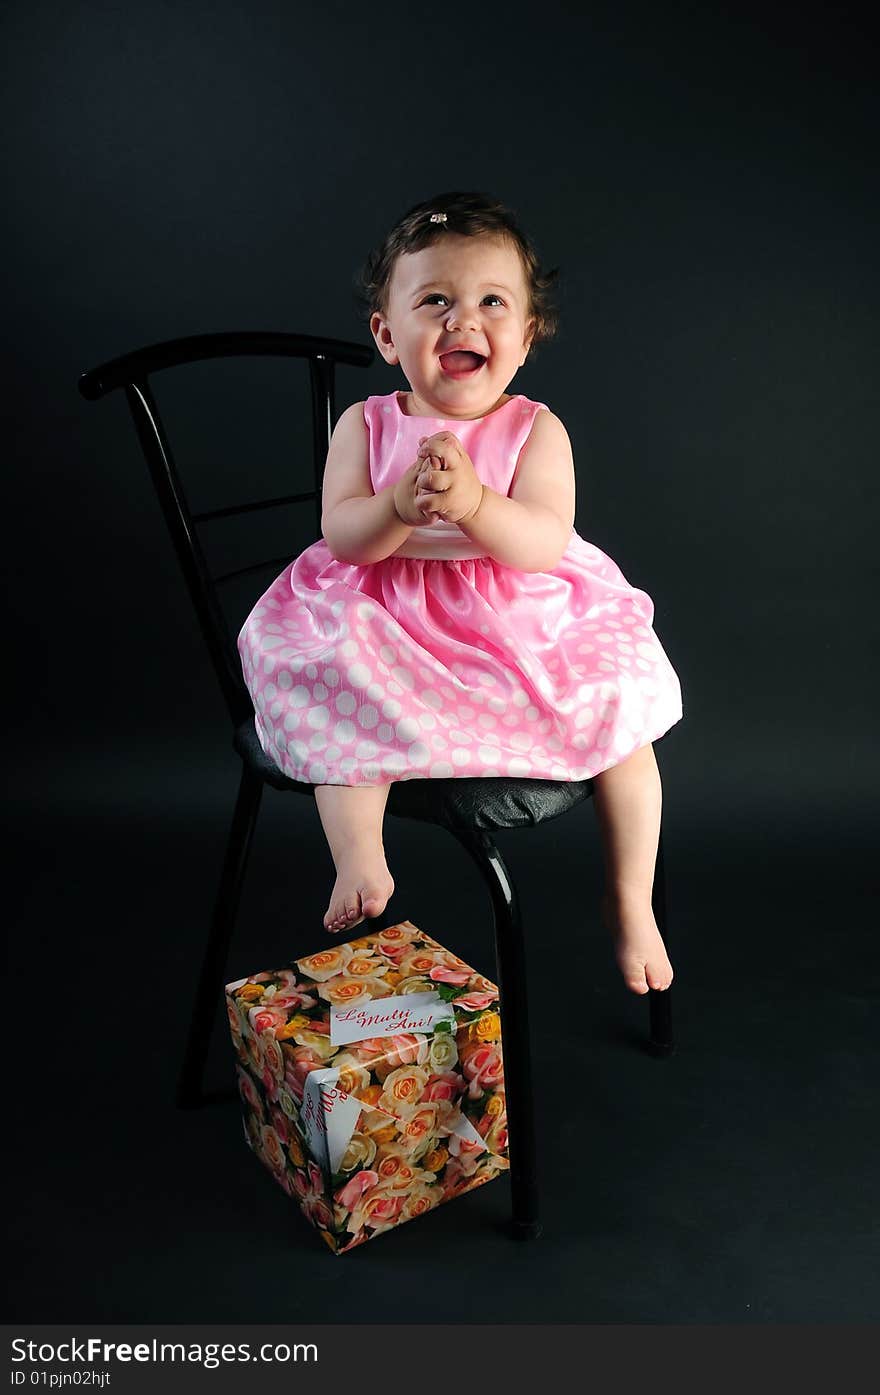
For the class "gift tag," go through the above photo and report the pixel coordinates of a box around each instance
[330,991,456,1046]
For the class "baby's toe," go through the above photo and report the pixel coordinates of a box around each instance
[343,894,365,928]
[621,956,650,995]
[646,962,673,992]
[324,898,349,933]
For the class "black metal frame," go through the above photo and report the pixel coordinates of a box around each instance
[78,330,674,1244]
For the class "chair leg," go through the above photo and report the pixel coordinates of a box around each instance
[177,766,264,1109]
[449,827,542,1241]
[648,823,675,1057]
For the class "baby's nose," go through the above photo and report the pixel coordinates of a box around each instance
[445,306,480,331]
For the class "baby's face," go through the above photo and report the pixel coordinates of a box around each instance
[370,233,536,419]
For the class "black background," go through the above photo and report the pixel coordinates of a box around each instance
[4,0,877,1322]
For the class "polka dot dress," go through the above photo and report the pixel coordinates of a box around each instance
[237,390,683,786]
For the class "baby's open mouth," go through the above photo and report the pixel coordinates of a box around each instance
[438,350,486,376]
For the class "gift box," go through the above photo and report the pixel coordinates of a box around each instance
[225,921,509,1253]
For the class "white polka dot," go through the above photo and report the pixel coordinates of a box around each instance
[391,666,415,690]
[396,716,421,743]
[382,752,407,775]
[307,761,328,782]
[378,723,394,742]
[358,705,379,729]
[430,762,455,778]
[508,756,532,777]
[407,741,431,766]
[263,656,276,675]
[382,698,402,719]
[451,749,470,766]
[366,682,384,701]
[336,692,356,716]
[323,667,340,687]
[355,741,378,759]
[306,706,329,730]
[380,645,397,664]
[283,712,300,731]
[347,663,372,688]
[357,602,376,620]
[334,719,356,743]
[422,689,443,711]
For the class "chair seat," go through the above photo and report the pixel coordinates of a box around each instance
[234,718,592,831]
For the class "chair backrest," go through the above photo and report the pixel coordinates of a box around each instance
[78,331,373,726]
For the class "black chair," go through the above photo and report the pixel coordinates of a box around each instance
[78,331,674,1242]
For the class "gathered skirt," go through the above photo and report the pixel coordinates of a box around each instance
[237,532,684,787]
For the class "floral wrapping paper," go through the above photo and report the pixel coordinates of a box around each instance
[225,921,509,1253]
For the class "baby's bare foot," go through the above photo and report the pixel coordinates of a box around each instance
[324,841,395,934]
[600,890,674,995]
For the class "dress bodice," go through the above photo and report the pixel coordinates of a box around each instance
[362,389,549,559]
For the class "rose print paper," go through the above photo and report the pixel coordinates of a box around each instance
[225,922,509,1253]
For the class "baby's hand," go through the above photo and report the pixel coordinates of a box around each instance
[392,456,444,527]
[415,432,484,526]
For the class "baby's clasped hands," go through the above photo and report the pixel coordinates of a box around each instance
[415,432,484,526]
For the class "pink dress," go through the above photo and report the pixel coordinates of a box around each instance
[237,389,683,787]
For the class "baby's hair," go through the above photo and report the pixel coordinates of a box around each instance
[353,190,560,356]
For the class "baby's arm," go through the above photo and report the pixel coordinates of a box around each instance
[322,403,419,564]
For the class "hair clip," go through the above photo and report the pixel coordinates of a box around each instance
[429,212,447,223]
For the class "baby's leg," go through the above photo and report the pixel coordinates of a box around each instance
[313,784,395,933]
[590,742,674,994]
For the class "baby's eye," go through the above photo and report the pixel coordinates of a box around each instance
[419,294,505,306]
